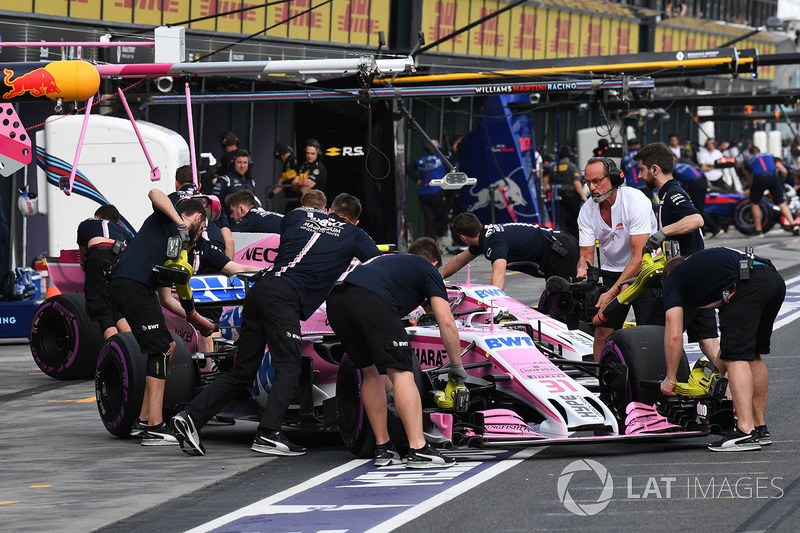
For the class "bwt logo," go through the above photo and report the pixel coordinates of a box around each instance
[557,459,614,516]
[485,336,533,349]
[325,146,365,157]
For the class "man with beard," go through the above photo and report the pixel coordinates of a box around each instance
[634,142,721,362]
[109,190,207,446]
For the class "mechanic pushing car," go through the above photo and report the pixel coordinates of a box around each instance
[442,212,579,289]
[172,193,381,457]
[577,157,659,362]
[76,204,133,340]
[660,247,784,452]
[634,142,721,363]
[109,190,208,445]
[744,146,800,237]
[327,237,462,468]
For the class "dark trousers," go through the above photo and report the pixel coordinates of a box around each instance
[419,191,448,239]
[559,192,582,238]
[186,276,303,433]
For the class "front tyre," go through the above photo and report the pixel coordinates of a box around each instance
[95,332,195,438]
[599,325,689,422]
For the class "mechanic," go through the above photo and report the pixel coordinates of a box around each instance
[213,131,241,183]
[634,142,721,361]
[621,137,649,198]
[227,190,284,234]
[660,248,784,451]
[109,190,207,446]
[542,146,586,237]
[697,138,725,190]
[284,139,327,213]
[212,149,259,219]
[577,157,659,361]
[672,157,722,238]
[443,212,579,289]
[408,140,449,242]
[327,237,460,468]
[172,193,381,457]
[170,165,234,259]
[269,141,298,211]
[76,204,133,340]
[744,146,799,236]
[300,189,327,210]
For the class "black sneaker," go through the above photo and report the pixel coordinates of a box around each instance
[374,441,402,467]
[141,422,179,446]
[172,411,205,456]
[130,418,148,437]
[755,425,772,446]
[405,444,456,468]
[749,231,765,239]
[793,226,800,236]
[251,431,306,456]
[708,427,761,452]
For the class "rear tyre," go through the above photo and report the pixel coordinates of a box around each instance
[599,325,690,422]
[29,293,104,380]
[733,199,773,235]
[95,332,195,438]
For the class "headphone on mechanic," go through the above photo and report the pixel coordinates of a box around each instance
[233,148,253,166]
[597,156,624,188]
[219,131,240,148]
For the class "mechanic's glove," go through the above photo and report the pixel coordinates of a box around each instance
[187,309,217,338]
[176,223,191,247]
[448,363,467,386]
[644,230,667,253]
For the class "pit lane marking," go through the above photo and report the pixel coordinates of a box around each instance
[187,448,542,532]
[46,396,96,403]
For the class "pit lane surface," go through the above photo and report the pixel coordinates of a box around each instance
[2,230,800,532]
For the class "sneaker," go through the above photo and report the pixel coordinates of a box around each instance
[206,415,235,426]
[749,231,765,239]
[130,418,148,437]
[708,427,761,452]
[141,422,179,446]
[251,431,306,456]
[374,441,403,467]
[793,226,800,236]
[706,229,722,239]
[755,425,772,446]
[405,444,456,468]
[172,411,205,456]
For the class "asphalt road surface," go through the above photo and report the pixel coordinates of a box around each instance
[2,228,800,533]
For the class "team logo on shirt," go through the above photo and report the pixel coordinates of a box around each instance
[301,217,346,237]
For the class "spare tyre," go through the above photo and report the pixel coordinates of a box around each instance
[29,293,104,380]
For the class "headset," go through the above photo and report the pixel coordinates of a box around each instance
[597,156,624,187]
[219,131,240,148]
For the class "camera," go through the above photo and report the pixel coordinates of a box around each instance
[538,266,608,331]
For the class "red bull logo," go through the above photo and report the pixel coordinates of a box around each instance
[3,67,61,99]
[0,61,100,102]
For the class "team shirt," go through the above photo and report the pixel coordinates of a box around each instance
[231,207,283,234]
[412,153,446,195]
[296,160,327,192]
[267,207,380,319]
[672,162,704,185]
[578,186,657,272]
[212,171,258,217]
[622,148,644,188]
[343,254,448,317]
[745,153,777,176]
[111,206,184,288]
[546,160,582,190]
[662,247,771,310]
[77,217,133,248]
[469,223,563,267]
[657,179,704,256]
